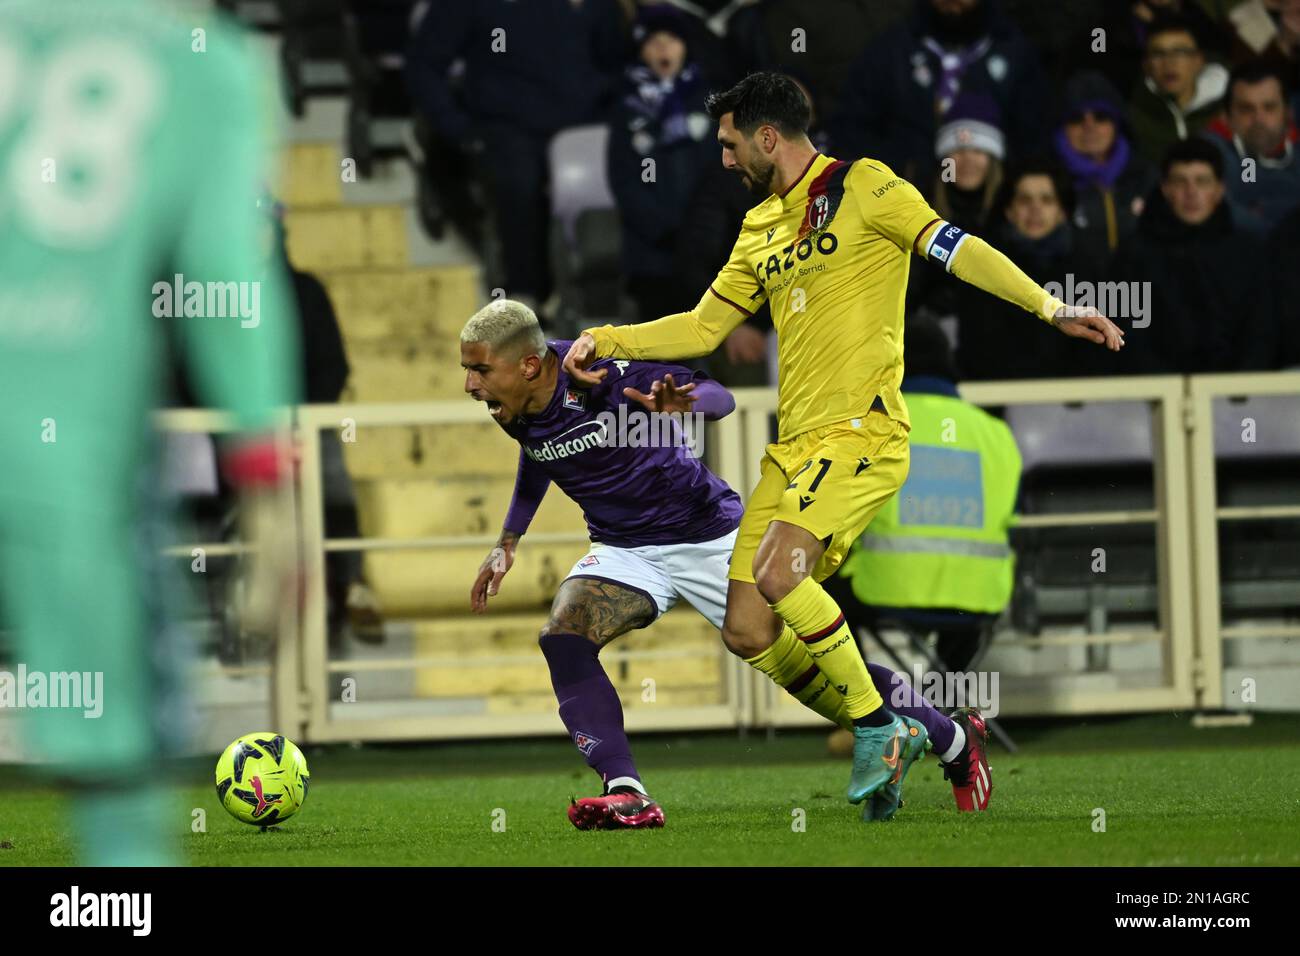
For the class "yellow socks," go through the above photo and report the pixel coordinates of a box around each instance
[745,625,852,730]
[770,577,883,720]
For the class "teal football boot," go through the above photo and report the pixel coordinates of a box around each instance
[847,714,929,819]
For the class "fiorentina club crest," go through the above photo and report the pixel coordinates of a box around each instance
[574,730,602,756]
[563,388,586,410]
[807,193,830,231]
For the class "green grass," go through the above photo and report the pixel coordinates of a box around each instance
[2,714,1299,866]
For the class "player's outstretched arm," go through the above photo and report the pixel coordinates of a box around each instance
[922,223,1125,352]
[564,293,750,385]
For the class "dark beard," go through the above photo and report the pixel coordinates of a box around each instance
[741,162,776,198]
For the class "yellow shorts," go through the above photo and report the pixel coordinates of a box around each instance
[728,409,910,584]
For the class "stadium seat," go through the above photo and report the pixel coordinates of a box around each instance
[1004,401,1159,638]
[277,0,349,118]
[1006,400,1152,473]
[1211,395,1300,615]
[1211,394,1300,461]
[547,125,628,338]
[341,0,426,177]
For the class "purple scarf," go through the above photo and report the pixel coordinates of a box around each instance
[1055,127,1132,191]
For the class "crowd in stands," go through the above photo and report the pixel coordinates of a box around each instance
[405,0,1300,384]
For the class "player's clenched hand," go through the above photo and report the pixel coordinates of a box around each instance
[1052,304,1125,351]
[562,333,606,385]
[471,532,518,613]
[623,372,698,415]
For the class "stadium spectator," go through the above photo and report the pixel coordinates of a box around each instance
[1059,0,1229,97]
[1202,60,1300,234]
[955,162,1105,380]
[405,0,629,308]
[1128,13,1230,164]
[830,0,1049,182]
[723,0,876,123]
[1111,137,1282,372]
[907,92,1006,322]
[608,5,718,323]
[1054,70,1158,261]
[636,0,736,89]
[931,92,1005,227]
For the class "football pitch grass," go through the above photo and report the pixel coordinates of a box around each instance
[2,713,1298,866]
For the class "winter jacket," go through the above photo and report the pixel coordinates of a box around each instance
[1128,63,1229,166]
[1109,189,1281,373]
[955,220,1108,381]
[607,63,716,279]
[1202,116,1300,235]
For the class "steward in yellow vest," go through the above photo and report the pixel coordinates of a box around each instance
[839,322,1021,616]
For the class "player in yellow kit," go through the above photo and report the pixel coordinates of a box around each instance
[563,72,1124,817]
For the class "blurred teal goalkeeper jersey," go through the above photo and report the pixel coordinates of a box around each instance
[0,0,299,468]
[0,0,298,778]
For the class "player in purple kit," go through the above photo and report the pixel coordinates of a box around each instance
[461,299,981,828]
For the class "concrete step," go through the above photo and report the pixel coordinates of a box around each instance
[320,265,480,344]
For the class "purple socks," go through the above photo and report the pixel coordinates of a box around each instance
[537,632,956,780]
[539,632,640,787]
[868,662,957,756]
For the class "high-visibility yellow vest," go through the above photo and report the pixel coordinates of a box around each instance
[840,386,1020,613]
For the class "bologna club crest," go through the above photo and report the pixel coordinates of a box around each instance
[808,193,830,231]
[797,159,850,239]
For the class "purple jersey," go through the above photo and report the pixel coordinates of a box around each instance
[499,341,743,548]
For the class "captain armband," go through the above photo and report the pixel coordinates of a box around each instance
[923,221,970,273]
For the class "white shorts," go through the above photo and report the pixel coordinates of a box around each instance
[565,529,736,630]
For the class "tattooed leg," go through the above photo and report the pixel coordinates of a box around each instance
[538,577,656,791]
[542,577,657,647]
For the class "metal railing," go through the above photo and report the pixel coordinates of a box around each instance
[733,377,1199,726]
[154,372,1300,742]
[1185,373,1300,710]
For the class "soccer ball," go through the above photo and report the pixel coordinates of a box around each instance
[215,732,310,827]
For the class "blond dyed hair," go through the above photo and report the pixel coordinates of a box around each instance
[459,298,547,360]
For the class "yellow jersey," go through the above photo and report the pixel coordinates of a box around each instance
[587,152,1061,442]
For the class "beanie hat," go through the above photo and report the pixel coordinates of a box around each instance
[1059,70,1126,126]
[935,92,1005,160]
[634,5,690,51]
